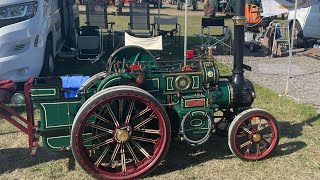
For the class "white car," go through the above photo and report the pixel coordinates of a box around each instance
[0,0,79,82]
[288,2,320,47]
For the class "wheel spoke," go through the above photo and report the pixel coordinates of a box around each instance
[125,100,135,124]
[135,128,161,135]
[94,145,111,167]
[110,144,121,166]
[134,112,156,129]
[263,133,274,139]
[121,145,127,172]
[106,103,120,127]
[246,143,251,154]
[97,104,107,116]
[93,113,113,125]
[84,133,109,143]
[119,99,124,122]
[241,125,253,135]
[88,138,114,151]
[236,133,247,138]
[239,140,252,149]
[258,123,270,132]
[86,122,114,134]
[126,142,139,164]
[257,117,262,131]
[131,140,151,159]
[131,106,152,121]
[260,138,270,147]
[256,143,261,155]
[131,136,157,143]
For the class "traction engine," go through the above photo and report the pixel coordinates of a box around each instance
[0,1,279,179]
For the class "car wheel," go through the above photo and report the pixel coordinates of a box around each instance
[290,21,303,48]
[40,40,55,76]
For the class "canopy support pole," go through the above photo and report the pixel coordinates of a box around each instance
[285,0,298,95]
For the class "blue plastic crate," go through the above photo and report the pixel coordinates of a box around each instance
[60,76,90,98]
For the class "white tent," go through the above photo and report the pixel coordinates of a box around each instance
[261,0,319,95]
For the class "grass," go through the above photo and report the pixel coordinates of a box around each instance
[1,4,320,180]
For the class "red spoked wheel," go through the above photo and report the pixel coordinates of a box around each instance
[71,86,171,179]
[228,109,279,161]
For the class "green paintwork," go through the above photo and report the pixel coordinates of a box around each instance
[42,133,93,151]
[183,110,210,138]
[29,46,233,151]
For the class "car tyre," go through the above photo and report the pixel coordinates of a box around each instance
[40,40,55,76]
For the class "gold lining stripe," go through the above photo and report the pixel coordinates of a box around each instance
[31,88,57,97]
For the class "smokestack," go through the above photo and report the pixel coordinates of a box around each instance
[232,0,246,85]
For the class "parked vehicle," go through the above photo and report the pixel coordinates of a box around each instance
[0,0,79,82]
[287,2,320,47]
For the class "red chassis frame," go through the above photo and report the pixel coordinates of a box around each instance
[0,78,38,156]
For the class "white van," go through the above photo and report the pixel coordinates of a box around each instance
[0,0,79,82]
[288,2,320,47]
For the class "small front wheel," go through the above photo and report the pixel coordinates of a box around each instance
[228,109,279,161]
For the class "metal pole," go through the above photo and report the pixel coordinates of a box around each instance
[158,0,160,17]
[184,0,188,66]
[285,0,298,95]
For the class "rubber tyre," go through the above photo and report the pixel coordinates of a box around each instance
[40,40,55,76]
[228,109,280,161]
[71,86,171,180]
[290,21,303,48]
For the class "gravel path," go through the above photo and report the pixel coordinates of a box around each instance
[216,52,320,109]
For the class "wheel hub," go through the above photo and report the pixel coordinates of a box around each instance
[115,128,131,143]
[252,133,261,142]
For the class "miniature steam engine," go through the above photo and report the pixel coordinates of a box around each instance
[0,1,279,179]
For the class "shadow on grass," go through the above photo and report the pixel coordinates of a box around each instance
[0,147,75,174]
[279,115,320,139]
[274,141,307,157]
[150,136,233,177]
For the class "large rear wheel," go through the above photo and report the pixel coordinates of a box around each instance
[71,86,171,179]
[228,109,279,161]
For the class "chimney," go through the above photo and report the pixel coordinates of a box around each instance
[232,0,246,85]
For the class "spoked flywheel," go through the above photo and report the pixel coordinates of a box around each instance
[71,86,171,179]
[228,109,279,161]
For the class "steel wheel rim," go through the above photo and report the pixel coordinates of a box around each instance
[74,93,167,179]
[232,114,278,160]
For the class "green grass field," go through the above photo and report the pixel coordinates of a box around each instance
[0,5,319,180]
